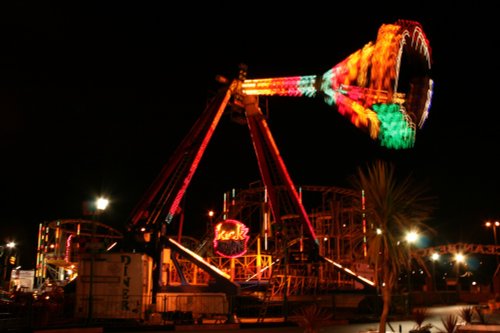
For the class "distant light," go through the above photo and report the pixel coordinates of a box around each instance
[455,253,465,263]
[485,221,500,228]
[406,231,418,244]
[208,210,215,218]
[106,242,117,251]
[6,241,15,249]
[431,253,440,261]
[96,197,109,211]
[376,228,382,235]
[215,75,228,84]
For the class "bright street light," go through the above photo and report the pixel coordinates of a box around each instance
[89,196,109,323]
[207,210,215,232]
[405,231,419,244]
[485,221,499,265]
[454,253,466,292]
[96,197,109,211]
[1,241,16,288]
[405,231,419,315]
[431,252,440,291]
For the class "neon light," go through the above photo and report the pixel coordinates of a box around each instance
[242,20,432,150]
[215,223,247,241]
[165,89,232,224]
[213,219,250,258]
[223,192,227,220]
[65,234,73,262]
[373,103,415,149]
[167,237,231,280]
[242,75,317,97]
[264,186,268,250]
[361,190,367,258]
[259,115,319,246]
[322,256,375,287]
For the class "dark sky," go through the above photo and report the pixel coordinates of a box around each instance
[1,3,499,268]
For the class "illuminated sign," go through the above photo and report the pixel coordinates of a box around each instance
[213,219,249,258]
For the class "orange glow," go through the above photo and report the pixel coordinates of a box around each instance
[215,220,248,241]
[241,20,432,149]
[213,219,250,258]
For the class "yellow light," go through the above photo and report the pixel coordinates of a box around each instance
[485,221,500,228]
[96,197,109,211]
[455,253,465,263]
[406,231,418,244]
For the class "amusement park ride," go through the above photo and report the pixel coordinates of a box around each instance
[35,19,437,316]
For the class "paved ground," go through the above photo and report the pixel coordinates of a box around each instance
[30,305,500,333]
[137,305,500,333]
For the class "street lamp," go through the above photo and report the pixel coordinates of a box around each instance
[207,210,215,233]
[485,221,499,265]
[431,252,440,292]
[88,197,109,323]
[1,242,16,289]
[454,253,465,292]
[405,231,419,315]
[96,197,109,211]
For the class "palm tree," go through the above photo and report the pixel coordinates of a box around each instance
[350,159,437,333]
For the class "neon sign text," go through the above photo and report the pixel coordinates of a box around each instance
[213,219,249,258]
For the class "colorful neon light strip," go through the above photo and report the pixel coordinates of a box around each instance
[242,20,432,150]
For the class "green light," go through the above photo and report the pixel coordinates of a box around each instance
[374,104,415,149]
[298,75,317,97]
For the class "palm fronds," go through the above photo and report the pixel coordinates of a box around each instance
[292,303,333,333]
[439,314,458,333]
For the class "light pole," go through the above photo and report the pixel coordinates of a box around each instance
[454,253,465,292]
[405,231,418,315]
[1,242,16,290]
[88,197,109,323]
[431,252,440,292]
[485,221,499,266]
[207,210,215,233]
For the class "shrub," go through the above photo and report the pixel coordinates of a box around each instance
[439,314,458,333]
[292,303,333,333]
[473,305,486,324]
[458,306,474,324]
[409,307,432,332]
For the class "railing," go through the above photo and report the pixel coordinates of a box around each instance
[75,293,148,320]
[208,254,273,281]
[166,254,273,285]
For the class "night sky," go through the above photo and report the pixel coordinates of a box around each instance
[1,3,499,268]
